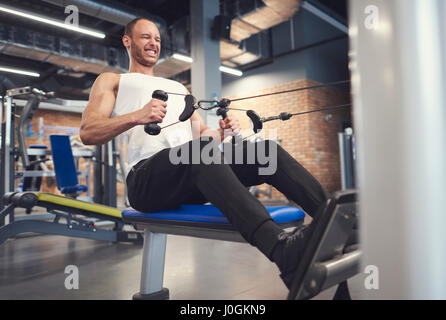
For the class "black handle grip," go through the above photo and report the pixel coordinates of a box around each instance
[216,108,228,119]
[216,98,239,144]
[216,98,231,119]
[179,94,196,122]
[246,110,263,133]
[144,90,168,135]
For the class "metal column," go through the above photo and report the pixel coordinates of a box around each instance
[0,97,4,215]
[350,0,446,298]
[104,140,116,207]
[338,131,355,190]
[93,141,117,207]
[139,231,167,295]
[93,144,103,204]
[0,96,15,224]
[2,97,14,195]
[190,0,221,129]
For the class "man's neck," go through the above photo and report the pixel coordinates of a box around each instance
[128,62,155,76]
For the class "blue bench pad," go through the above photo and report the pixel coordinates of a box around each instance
[60,184,88,195]
[122,205,305,225]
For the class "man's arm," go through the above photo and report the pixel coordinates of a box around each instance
[189,110,240,143]
[80,72,167,145]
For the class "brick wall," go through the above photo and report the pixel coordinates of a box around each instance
[228,78,350,198]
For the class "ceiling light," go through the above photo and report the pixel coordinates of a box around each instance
[0,4,105,39]
[169,54,243,77]
[219,65,243,77]
[0,66,40,77]
[171,53,193,63]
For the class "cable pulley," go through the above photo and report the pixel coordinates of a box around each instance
[143,79,351,138]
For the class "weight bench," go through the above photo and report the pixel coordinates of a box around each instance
[0,192,143,245]
[122,189,360,300]
[122,205,305,300]
[0,134,143,245]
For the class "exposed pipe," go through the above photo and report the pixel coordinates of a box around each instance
[301,1,348,34]
[0,76,18,90]
[42,0,167,31]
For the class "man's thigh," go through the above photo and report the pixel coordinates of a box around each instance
[223,140,269,187]
[126,147,198,212]
[126,139,268,211]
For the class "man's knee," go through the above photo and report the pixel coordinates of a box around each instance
[250,139,279,175]
[171,137,222,165]
[251,138,277,146]
[252,139,282,154]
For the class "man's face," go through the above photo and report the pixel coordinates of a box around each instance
[125,20,161,67]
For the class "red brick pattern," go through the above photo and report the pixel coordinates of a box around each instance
[227,78,350,198]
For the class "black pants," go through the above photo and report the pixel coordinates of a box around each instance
[126,138,328,256]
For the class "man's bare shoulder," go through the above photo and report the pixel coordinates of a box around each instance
[90,72,121,96]
[96,72,120,86]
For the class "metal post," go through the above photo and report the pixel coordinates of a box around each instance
[4,97,12,195]
[0,97,4,207]
[115,136,129,207]
[38,117,44,145]
[350,0,446,299]
[338,131,355,190]
[103,140,116,207]
[139,230,167,295]
[0,96,3,140]
[2,96,15,225]
[190,0,222,128]
[93,145,103,204]
[86,159,91,198]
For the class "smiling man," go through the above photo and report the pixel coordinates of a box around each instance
[80,18,329,290]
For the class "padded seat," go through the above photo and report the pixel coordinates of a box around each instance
[122,205,305,231]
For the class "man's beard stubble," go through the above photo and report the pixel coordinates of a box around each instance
[131,42,156,67]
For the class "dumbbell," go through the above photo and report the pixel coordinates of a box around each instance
[144,90,168,135]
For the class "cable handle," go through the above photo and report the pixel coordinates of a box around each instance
[215,98,240,144]
[214,98,231,119]
[144,90,168,135]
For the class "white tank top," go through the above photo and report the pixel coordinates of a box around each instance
[112,73,193,171]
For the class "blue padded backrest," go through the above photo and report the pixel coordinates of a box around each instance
[122,205,305,224]
[49,135,79,190]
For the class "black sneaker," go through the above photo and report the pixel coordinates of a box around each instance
[275,223,312,289]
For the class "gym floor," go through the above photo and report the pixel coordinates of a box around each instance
[0,210,364,300]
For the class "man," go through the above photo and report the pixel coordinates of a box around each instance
[80,18,328,290]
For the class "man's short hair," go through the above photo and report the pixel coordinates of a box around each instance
[124,17,154,37]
